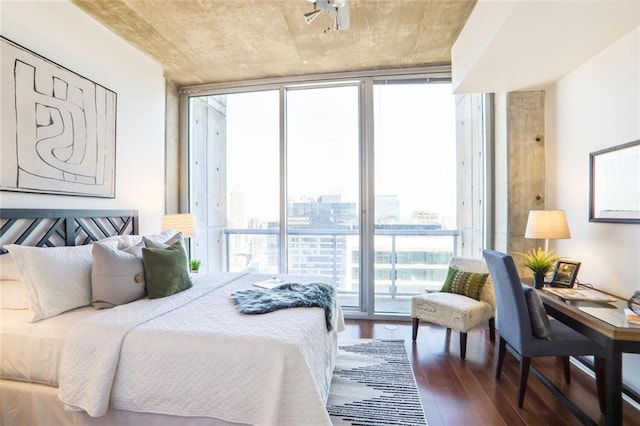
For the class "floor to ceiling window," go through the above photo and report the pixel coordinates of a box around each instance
[186,68,458,318]
[372,82,457,314]
[188,91,280,274]
[225,91,280,273]
[286,85,360,308]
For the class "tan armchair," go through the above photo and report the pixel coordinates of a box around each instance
[411,257,496,360]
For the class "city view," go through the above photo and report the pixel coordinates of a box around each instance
[226,192,458,313]
[194,81,457,314]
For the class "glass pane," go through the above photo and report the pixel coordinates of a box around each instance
[225,91,280,273]
[373,82,457,314]
[286,86,360,308]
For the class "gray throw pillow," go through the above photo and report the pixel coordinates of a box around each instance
[91,241,147,309]
[142,242,192,299]
[522,285,552,340]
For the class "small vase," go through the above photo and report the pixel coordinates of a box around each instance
[533,271,546,289]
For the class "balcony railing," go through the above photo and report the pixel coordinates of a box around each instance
[224,227,459,312]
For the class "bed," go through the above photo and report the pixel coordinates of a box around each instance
[0,209,342,426]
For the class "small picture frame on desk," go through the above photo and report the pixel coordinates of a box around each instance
[549,260,581,288]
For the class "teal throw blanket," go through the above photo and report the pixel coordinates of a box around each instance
[231,283,336,331]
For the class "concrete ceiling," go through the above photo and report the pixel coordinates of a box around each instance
[71,0,476,88]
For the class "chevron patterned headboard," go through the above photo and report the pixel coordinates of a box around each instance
[0,209,138,252]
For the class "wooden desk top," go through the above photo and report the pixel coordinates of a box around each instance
[538,287,640,343]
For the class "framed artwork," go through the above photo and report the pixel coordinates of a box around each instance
[549,260,581,288]
[0,36,116,198]
[589,140,640,223]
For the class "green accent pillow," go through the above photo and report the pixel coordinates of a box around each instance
[142,242,193,299]
[440,266,489,300]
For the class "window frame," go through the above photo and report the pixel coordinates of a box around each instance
[179,66,456,320]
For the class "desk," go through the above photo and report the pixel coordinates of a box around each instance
[538,287,640,426]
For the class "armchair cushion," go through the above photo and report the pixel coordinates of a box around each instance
[440,266,489,301]
[522,285,552,340]
[412,292,494,332]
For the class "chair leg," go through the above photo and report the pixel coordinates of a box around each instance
[561,356,571,384]
[496,337,507,380]
[488,317,496,343]
[518,357,532,408]
[444,328,451,354]
[595,356,606,414]
[460,332,467,360]
[412,318,419,341]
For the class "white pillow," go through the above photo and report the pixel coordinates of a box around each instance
[100,230,174,250]
[91,241,147,309]
[0,253,21,280]
[6,244,96,322]
[1,279,29,309]
[143,232,185,250]
[142,230,178,246]
[100,234,143,249]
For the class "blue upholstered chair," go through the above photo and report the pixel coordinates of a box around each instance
[483,249,605,410]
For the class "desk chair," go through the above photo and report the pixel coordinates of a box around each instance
[483,249,605,410]
[411,257,495,360]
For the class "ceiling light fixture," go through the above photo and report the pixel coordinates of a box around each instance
[304,9,322,24]
[303,0,350,31]
[333,11,341,31]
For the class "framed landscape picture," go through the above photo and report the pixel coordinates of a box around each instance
[549,260,581,288]
[589,140,640,223]
[0,36,116,198]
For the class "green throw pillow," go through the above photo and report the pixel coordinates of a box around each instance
[440,266,489,301]
[142,242,193,299]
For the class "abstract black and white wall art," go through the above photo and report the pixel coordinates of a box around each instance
[0,37,116,198]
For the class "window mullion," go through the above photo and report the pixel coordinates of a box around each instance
[279,86,288,274]
[360,79,375,316]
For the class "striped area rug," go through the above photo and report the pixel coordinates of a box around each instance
[327,339,427,426]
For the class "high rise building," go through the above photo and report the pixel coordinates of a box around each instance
[375,195,401,224]
[228,192,246,228]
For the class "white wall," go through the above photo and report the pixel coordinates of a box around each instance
[452,0,640,94]
[0,0,165,234]
[547,26,640,394]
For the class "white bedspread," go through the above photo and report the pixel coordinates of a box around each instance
[59,272,339,426]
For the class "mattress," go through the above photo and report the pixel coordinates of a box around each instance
[0,306,97,386]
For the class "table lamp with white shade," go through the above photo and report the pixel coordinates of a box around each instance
[161,213,198,267]
[524,210,571,252]
[523,210,572,288]
[161,213,198,239]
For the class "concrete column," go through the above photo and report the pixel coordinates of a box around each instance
[164,80,180,214]
[189,96,227,273]
[456,93,487,258]
[493,91,546,276]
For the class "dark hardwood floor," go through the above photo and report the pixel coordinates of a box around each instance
[342,319,640,426]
